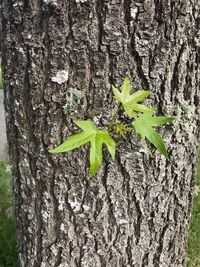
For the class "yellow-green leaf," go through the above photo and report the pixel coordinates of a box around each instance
[112,77,150,118]
[132,113,175,158]
[116,124,130,139]
[49,120,116,176]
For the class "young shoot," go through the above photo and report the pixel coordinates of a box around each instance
[49,77,175,176]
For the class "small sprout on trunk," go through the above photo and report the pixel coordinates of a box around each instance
[49,77,175,176]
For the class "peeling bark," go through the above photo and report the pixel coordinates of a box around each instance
[1,0,200,266]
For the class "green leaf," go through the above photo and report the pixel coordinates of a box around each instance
[127,90,150,103]
[89,134,103,176]
[100,130,116,160]
[48,132,92,153]
[142,127,168,158]
[49,120,116,176]
[124,103,153,113]
[48,120,96,153]
[112,77,151,117]
[89,129,116,176]
[135,112,175,127]
[132,113,175,158]
[120,77,132,101]
[75,120,97,131]
[112,85,122,103]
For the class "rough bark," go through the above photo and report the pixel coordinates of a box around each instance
[1,0,200,266]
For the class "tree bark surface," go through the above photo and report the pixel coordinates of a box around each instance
[1,0,200,266]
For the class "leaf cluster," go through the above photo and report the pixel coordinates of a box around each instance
[49,121,115,176]
[49,77,175,176]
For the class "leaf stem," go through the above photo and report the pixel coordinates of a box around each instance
[107,105,123,131]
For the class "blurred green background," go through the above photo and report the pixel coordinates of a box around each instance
[187,151,200,267]
[0,160,19,267]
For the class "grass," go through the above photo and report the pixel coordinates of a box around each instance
[0,160,19,267]
[187,151,200,267]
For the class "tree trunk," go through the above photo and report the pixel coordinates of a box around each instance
[1,0,200,266]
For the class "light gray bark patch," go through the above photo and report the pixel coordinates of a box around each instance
[51,70,69,84]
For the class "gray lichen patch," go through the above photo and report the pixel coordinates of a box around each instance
[165,103,197,142]
[63,88,85,114]
[166,103,196,126]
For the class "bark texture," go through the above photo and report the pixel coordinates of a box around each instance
[1,0,200,266]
